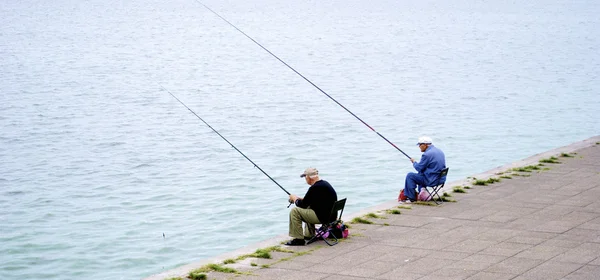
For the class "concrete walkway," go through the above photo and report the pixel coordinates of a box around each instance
[148,136,600,280]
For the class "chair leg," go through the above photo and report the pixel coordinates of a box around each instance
[422,188,436,204]
[323,228,338,246]
[430,187,443,204]
[306,226,327,245]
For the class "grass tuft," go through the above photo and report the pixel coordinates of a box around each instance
[386,209,402,214]
[366,212,384,219]
[453,186,466,193]
[250,248,272,259]
[188,273,206,280]
[414,201,439,206]
[539,156,561,164]
[560,153,574,157]
[500,175,513,179]
[351,217,373,224]
[383,223,390,226]
[473,179,487,185]
[397,205,412,209]
[223,259,235,264]
[486,177,501,184]
[189,263,241,278]
[437,196,456,202]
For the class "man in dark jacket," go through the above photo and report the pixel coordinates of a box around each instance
[286,167,337,246]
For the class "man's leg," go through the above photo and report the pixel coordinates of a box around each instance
[289,207,320,239]
[404,172,427,201]
[304,222,316,238]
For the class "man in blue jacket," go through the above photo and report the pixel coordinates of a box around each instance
[401,136,446,203]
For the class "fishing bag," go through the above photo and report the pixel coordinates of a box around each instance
[322,221,349,239]
[398,189,407,202]
[418,189,432,201]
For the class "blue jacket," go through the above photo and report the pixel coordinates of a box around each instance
[413,144,446,186]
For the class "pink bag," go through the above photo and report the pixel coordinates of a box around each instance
[418,189,431,201]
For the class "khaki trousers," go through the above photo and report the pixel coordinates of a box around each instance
[289,207,321,239]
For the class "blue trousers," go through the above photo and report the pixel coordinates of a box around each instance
[404,172,427,201]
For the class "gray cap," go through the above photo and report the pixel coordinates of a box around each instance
[300,167,318,178]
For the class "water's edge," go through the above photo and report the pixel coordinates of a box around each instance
[144,135,600,280]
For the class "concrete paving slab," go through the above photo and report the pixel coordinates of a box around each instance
[516,260,583,280]
[479,241,533,257]
[485,257,545,274]
[466,271,516,280]
[563,265,600,280]
[551,243,600,264]
[443,239,498,254]
[513,244,570,260]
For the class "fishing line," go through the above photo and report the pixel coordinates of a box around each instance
[194,0,411,159]
[160,85,293,206]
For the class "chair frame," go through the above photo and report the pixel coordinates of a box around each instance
[306,198,346,246]
[422,167,449,205]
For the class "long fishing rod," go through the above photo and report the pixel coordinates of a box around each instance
[195,0,411,159]
[160,85,293,206]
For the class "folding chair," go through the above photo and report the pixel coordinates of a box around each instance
[422,167,449,205]
[306,198,346,246]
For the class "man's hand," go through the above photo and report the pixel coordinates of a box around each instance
[288,194,299,204]
[410,158,415,163]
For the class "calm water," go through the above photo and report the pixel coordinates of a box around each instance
[1,0,599,279]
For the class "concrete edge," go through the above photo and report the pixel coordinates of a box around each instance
[143,135,600,280]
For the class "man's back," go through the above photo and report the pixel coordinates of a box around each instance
[414,145,446,185]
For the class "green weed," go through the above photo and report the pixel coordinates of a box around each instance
[486,177,501,184]
[473,179,487,185]
[188,273,206,280]
[453,186,466,193]
[189,264,240,278]
[366,212,384,219]
[539,156,560,164]
[351,217,373,224]
[414,201,440,206]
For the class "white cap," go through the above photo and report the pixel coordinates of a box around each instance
[416,136,432,145]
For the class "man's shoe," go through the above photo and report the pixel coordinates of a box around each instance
[285,238,306,246]
[399,199,413,204]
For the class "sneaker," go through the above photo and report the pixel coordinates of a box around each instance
[285,238,306,246]
[399,199,412,204]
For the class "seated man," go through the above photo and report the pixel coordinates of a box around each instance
[286,167,337,246]
[401,136,446,203]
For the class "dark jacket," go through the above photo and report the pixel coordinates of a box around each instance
[295,180,337,224]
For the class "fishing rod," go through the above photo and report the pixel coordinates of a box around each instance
[194,0,411,159]
[160,85,293,207]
